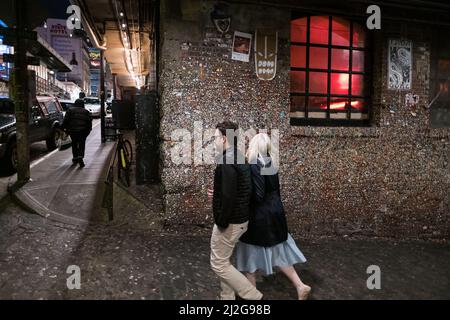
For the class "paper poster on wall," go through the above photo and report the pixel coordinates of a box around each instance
[255,29,278,80]
[388,39,412,90]
[231,31,252,62]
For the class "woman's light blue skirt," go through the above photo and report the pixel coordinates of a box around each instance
[234,234,307,275]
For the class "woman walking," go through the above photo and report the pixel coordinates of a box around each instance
[235,133,311,300]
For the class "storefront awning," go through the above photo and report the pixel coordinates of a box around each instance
[28,35,72,73]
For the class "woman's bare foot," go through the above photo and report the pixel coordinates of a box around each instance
[296,284,311,300]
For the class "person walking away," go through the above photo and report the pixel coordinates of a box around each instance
[235,133,312,300]
[62,96,92,168]
[208,121,263,300]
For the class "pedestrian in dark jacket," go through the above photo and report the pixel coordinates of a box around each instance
[235,133,312,300]
[62,96,92,168]
[208,121,263,300]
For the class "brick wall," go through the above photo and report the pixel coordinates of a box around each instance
[158,0,450,239]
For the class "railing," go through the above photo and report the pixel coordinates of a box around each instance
[35,75,70,99]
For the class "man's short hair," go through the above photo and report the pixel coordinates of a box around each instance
[215,121,238,137]
[79,92,86,99]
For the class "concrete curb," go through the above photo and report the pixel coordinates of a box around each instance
[11,188,89,229]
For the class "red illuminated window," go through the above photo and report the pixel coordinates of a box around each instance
[290,15,371,126]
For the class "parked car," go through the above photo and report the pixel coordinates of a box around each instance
[0,96,64,172]
[59,99,75,112]
[84,97,102,117]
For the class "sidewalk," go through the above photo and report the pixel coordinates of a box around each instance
[0,174,14,211]
[10,122,115,226]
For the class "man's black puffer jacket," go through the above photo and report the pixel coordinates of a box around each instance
[212,147,251,229]
[62,99,92,134]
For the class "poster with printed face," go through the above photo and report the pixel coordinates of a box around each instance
[232,31,252,62]
[255,29,278,80]
[388,39,412,90]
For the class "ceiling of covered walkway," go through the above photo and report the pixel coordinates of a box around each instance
[70,0,156,89]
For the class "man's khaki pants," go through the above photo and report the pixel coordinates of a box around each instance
[210,222,263,300]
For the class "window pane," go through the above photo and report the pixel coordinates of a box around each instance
[353,23,366,48]
[352,50,365,72]
[46,101,57,114]
[310,16,329,44]
[332,17,350,46]
[329,97,348,111]
[291,17,307,43]
[310,47,328,69]
[291,71,306,93]
[351,99,369,119]
[331,49,349,71]
[437,59,450,78]
[331,73,349,95]
[290,95,306,114]
[291,46,306,68]
[351,74,366,96]
[308,96,327,118]
[330,98,349,119]
[309,72,328,94]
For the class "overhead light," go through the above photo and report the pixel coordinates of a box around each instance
[120,12,124,17]
[122,23,126,28]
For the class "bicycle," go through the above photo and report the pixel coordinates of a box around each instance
[113,130,133,187]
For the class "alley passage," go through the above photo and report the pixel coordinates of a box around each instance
[0,199,449,300]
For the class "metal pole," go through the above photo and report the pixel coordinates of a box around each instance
[100,49,106,143]
[112,73,117,100]
[13,0,30,184]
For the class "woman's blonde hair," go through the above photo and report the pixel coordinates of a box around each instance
[247,133,276,167]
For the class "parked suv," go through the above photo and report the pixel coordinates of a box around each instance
[0,96,64,172]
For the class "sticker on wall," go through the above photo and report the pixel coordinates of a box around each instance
[210,4,231,35]
[254,29,278,80]
[231,31,252,62]
[388,39,412,90]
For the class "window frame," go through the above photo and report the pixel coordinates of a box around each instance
[290,14,373,127]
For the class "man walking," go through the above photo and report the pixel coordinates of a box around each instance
[208,121,263,300]
[62,93,92,168]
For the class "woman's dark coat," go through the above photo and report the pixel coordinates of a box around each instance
[239,156,288,247]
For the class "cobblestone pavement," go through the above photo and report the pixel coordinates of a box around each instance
[0,202,449,300]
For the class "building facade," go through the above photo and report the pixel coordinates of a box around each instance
[157,0,450,239]
[36,19,91,94]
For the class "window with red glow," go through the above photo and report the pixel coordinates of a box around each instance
[290,15,370,125]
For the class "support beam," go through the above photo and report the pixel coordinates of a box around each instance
[100,49,106,143]
[13,0,31,184]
